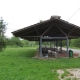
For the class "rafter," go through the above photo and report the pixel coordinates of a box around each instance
[34,26,40,35]
[41,24,53,36]
[68,36,80,38]
[56,24,67,36]
[57,24,80,35]
[50,28,60,35]
[21,36,40,38]
[68,27,76,36]
[17,24,53,36]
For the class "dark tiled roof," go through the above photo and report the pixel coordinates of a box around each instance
[12,16,80,41]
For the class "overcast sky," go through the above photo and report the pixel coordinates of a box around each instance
[0,0,80,38]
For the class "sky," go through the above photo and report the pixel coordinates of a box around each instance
[0,0,80,38]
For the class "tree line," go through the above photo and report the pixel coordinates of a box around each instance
[5,37,80,48]
[5,36,37,47]
[0,18,80,51]
[0,17,6,51]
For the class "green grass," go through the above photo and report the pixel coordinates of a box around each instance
[0,47,80,80]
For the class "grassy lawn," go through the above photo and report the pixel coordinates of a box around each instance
[0,47,80,80]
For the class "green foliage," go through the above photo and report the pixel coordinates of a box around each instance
[21,39,29,46]
[10,36,22,46]
[5,36,80,49]
[6,36,23,47]
[0,17,7,51]
[0,17,6,33]
[61,38,80,48]
[0,37,6,51]
[5,36,38,47]
[70,38,80,47]
[40,20,43,23]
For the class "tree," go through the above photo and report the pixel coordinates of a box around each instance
[70,38,80,47]
[10,36,23,46]
[40,20,43,23]
[0,17,7,51]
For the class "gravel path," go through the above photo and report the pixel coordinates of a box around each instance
[57,68,80,80]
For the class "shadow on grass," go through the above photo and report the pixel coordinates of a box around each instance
[0,48,37,58]
[19,49,36,57]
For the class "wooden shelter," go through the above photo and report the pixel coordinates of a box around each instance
[12,16,80,58]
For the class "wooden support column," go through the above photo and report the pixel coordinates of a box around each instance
[38,40,40,57]
[60,40,62,54]
[39,40,40,52]
[39,36,42,58]
[66,37,69,57]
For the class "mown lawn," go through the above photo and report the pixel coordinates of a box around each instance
[0,47,80,80]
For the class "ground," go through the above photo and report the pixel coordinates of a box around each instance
[57,68,80,80]
[0,47,80,80]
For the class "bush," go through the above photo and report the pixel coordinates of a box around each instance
[0,37,6,51]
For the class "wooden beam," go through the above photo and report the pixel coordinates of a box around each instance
[34,26,40,35]
[68,36,80,38]
[18,24,53,36]
[49,28,66,37]
[41,24,53,36]
[57,24,80,35]
[21,36,40,38]
[68,27,76,36]
[42,37,67,39]
[56,24,67,36]
[50,29,59,35]
[44,30,57,37]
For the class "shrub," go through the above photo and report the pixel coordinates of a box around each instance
[0,37,6,51]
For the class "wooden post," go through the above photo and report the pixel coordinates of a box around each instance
[60,40,62,53]
[39,40,40,57]
[40,36,42,58]
[66,37,69,57]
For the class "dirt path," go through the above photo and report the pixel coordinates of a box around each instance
[62,48,80,54]
[57,68,80,80]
